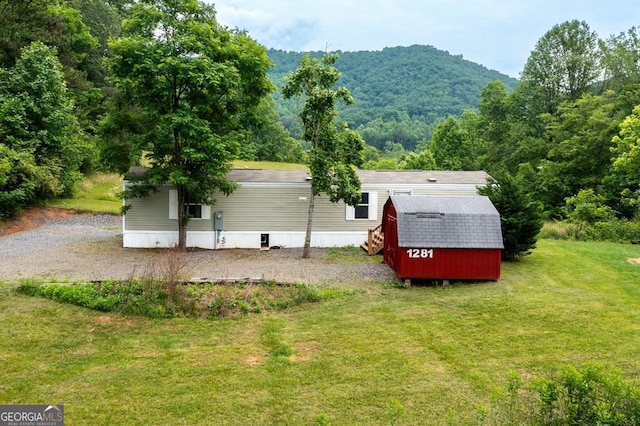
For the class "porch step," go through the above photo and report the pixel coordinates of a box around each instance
[361,223,384,255]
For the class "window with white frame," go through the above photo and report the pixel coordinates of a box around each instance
[185,200,203,219]
[169,190,210,220]
[346,191,378,220]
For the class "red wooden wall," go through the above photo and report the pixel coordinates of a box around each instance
[383,201,501,281]
[392,247,501,280]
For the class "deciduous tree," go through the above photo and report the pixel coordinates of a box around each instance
[536,92,619,212]
[108,0,273,250]
[429,116,475,170]
[398,149,436,170]
[521,20,602,114]
[601,26,640,91]
[283,53,364,258]
[0,42,85,217]
[610,105,640,216]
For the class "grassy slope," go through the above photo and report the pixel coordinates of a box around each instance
[1,240,639,424]
[48,173,122,214]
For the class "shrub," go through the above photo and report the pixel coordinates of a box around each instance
[565,189,615,224]
[449,363,640,425]
[479,172,544,260]
[17,282,120,311]
[540,219,640,242]
[531,363,640,425]
[16,280,350,319]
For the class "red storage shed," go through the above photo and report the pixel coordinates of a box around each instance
[383,196,504,282]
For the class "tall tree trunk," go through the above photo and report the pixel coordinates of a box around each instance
[302,185,315,259]
[177,185,187,251]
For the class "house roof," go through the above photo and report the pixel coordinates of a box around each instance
[388,195,504,249]
[126,167,490,186]
[227,169,490,185]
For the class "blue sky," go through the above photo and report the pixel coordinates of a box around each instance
[212,0,640,78]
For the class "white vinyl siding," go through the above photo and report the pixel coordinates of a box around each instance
[346,191,378,221]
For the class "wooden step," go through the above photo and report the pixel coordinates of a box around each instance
[362,223,384,255]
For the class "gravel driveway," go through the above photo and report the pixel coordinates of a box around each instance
[0,212,395,286]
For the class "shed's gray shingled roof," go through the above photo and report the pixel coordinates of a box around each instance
[390,196,504,249]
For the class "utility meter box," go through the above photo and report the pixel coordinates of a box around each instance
[214,211,223,231]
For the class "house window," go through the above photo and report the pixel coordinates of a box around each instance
[355,193,370,219]
[169,189,210,220]
[186,202,202,219]
[346,191,378,221]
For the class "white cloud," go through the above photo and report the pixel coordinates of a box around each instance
[212,0,640,78]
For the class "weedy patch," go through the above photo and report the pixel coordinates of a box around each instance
[325,246,382,264]
[15,280,354,319]
[15,248,355,319]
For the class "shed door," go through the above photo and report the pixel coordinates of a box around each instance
[386,216,397,269]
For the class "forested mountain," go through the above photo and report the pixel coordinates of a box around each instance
[268,45,518,150]
[2,0,640,230]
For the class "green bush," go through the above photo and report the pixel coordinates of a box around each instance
[17,283,120,311]
[531,363,640,425]
[565,189,615,224]
[449,363,640,425]
[16,281,350,319]
[540,219,640,242]
[15,282,41,296]
[478,173,544,260]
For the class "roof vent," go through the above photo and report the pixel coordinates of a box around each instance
[416,212,444,219]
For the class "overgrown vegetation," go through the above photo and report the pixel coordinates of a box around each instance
[448,363,640,425]
[15,250,351,319]
[16,279,340,319]
[541,219,640,243]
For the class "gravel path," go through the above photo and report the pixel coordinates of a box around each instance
[0,212,395,286]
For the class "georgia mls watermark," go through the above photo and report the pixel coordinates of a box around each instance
[0,405,64,426]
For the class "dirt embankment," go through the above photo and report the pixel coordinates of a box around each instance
[0,207,74,236]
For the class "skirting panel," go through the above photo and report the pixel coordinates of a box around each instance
[123,231,368,249]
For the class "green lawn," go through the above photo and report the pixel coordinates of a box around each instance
[1,240,639,424]
[48,173,122,214]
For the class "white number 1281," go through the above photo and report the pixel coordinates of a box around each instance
[407,249,434,258]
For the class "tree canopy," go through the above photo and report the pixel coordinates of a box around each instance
[108,0,273,249]
[0,42,86,218]
[283,53,364,258]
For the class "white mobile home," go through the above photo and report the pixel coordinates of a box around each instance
[122,169,491,249]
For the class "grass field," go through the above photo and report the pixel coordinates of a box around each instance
[48,173,122,214]
[1,240,639,424]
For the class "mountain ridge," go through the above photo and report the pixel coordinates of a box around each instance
[267,45,518,150]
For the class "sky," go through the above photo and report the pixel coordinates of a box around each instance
[212,0,640,78]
